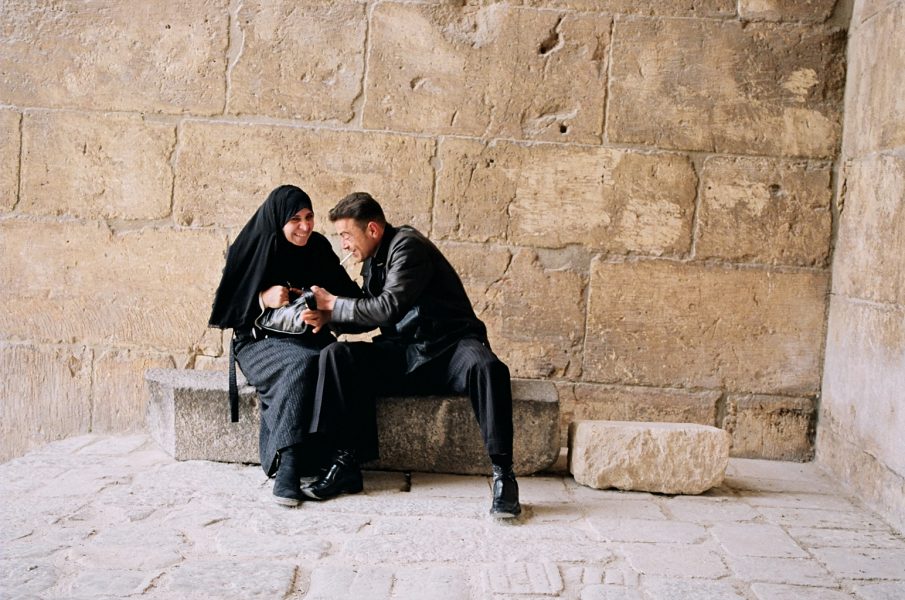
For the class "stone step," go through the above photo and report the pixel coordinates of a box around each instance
[145,368,560,476]
[568,420,730,494]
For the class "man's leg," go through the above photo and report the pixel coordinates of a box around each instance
[304,341,405,500]
[438,338,521,518]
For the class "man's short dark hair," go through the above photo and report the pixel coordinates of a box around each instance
[329,192,387,226]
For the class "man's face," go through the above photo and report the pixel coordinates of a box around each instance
[334,218,381,262]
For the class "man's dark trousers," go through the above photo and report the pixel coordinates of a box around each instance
[312,337,514,461]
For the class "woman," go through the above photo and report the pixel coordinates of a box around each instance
[208,184,361,506]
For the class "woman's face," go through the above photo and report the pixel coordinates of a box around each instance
[282,208,315,246]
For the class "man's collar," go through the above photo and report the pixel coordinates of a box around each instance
[371,223,396,267]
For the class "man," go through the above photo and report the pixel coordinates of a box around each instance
[301,192,521,518]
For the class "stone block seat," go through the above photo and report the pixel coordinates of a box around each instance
[568,420,731,495]
[145,368,561,476]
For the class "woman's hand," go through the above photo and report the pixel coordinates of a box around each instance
[261,285,290,309]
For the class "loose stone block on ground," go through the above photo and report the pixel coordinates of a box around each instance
[568,420,730,494]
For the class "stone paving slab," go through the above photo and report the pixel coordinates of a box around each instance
[2,434,905,599]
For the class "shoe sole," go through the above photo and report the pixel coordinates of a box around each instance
[273,495,301,507]
[302,484,363,501]
[490,510,520,519]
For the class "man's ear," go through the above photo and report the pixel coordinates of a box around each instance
[366,221,381,239]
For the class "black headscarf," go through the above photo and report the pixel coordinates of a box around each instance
[209,184,313,330]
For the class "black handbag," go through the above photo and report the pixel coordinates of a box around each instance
[254,289,317,335]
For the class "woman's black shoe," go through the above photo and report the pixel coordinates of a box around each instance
[490,465,521,518]
[272,445,304,507]
[302,450,363,500]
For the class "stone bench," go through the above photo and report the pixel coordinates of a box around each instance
[568,420,730,495]
[145,368,560,476]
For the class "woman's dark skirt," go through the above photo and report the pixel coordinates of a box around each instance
[235,334,327,476]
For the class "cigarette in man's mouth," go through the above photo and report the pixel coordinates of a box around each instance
[339,252,354,265]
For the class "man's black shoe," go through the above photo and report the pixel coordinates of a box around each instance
[302,450,363,500]
[490,465,521,518]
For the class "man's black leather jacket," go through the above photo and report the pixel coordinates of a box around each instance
[332,225,488,372]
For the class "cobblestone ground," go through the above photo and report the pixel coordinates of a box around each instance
[2,434,904,600]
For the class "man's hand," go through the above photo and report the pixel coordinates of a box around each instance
[261,285,290,308]
[302,308,332,334]
[310,286,337,311]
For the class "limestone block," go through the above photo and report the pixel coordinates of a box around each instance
[609,19,845,158]
[145,368,561,475]
[559,383,720,446]
[843,2,905,156]
[369,379,561,475]
[697,157,832,266]
[0,0,226,114]
[724,394,816,461]
[0,109,19,212]
[568,421,730,494]
[0,220,225,352]
[364,3,610,143]
[852,0,897,26]
[522,0,735,16]
[146,369,259,464]
[739,0,837,22]
[0,344,92,462]
[821,297,905,476]
[443,244,587,379]
[228,1,366,122]
[20,111,174,220]
[93,350,177,434]
[173,121,434,231]
[583,260,828,395]
[816,426,905,536]
[435,138,696,254]
[833,154,905,305]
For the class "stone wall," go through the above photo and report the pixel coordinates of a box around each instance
[0,1,846,462]
[817,0,905,533]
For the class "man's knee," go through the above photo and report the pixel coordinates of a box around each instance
[319,341,356,369]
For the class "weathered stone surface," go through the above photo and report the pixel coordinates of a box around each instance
[609,19,845,158]
[817,425,905,537]
[92,350,176,434]
[569,420,730,494]
[843,2,905,156]
[724,394,815,461]
[372,379,560,475]
[228,1,366,122]
[0,108,19,211]
[558,383,720,446]
[739,0,838,22]
[146,368,560,475]
[522,0,735,16]
[146,368,260,463]
[0,344,92,462]
[20,111,174,219]
[364,3,610,143]
[435,138,696,254]
[697,157,832,266]
[852,0,899,26]
[0,0,227,114]
[443,244,586,379]
[821,297,905,477]
[832,154,905,305]
[0,220,225,351]
[173,121,434,231]
[583,260,828,394]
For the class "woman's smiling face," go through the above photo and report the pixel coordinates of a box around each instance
[282,208,315,246]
